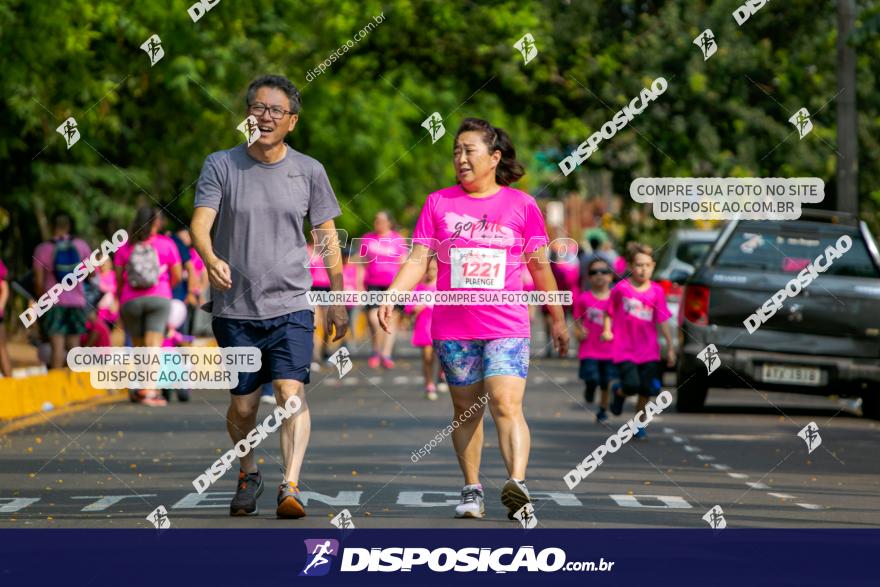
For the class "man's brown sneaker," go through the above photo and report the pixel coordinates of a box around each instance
[276,482,306,519]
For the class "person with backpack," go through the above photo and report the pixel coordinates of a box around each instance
[114,206,182,406]
[32,213,93,369]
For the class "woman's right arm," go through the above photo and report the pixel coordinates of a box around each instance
[378,244,431,332]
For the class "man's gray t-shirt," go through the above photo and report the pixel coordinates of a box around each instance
[194,143,341,320]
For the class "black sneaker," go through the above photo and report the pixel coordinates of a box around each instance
[230,470,263,516]
[610,389,626,416]
[584,384,596,404]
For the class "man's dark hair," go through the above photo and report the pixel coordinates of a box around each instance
[246,75,301,115]
[51,212,72,234]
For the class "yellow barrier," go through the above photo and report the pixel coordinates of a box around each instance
[0,370,118,421]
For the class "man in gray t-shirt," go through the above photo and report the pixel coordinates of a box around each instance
[191,74,348,519]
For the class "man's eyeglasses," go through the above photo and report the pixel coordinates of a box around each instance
[248,103,294,120]
[588,268,612,276]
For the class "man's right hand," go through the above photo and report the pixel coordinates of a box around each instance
[207,258,232,290]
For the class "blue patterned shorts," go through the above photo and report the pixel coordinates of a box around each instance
[433,338,530,386]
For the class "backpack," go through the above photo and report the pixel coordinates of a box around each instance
[53,238,82,283]
[126,241,161,289]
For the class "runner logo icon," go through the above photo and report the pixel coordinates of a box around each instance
[300,539,339,577]
[56,117,80,149]
[513,33,538,65]
[788,107,813,139]
[693,29,716,60]
[140,34,164,66]
[702,505,727,530]
[422,112,445,143]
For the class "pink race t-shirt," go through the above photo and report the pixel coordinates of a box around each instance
[33,237,93,308]
[308,246,331,288]
[412,185,549,340]
[573,291,614,360]
[189,247,205,274]
[114,235,181,305]
[608,279,671,364]
[359,231,408,287]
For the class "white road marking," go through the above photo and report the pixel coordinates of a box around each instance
[768,493,796,500]
[662,427,676,434]
[299,491,362,506]
[609,494,693,509]
[0,497,40,513]
[696,454,716,461]
[671,436,686,443]
[683,445,701,452]
[727,473,749,479]
[796,503,825,510]
[392,376,411,385]
[72,494,157,511]
[711,464,731,471]
[745,482,770,490]
[172,492,233,509]
[694,434,782,441]
[396,491,461,507]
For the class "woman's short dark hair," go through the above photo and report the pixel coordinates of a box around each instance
[455,118,525,186]
[246,75,301,115]
[131,206,160,244]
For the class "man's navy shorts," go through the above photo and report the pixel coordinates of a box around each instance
[212,310,314,395]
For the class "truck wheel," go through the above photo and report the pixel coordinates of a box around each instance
[676,371,709,413]
[861,389,880,420]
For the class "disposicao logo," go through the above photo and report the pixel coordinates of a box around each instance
[300,539,340,577]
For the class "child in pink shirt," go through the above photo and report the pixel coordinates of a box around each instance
[573,257,619,422]
[602,243,675,437]
[405,259,440,399]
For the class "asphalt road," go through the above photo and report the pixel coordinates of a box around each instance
[1,345,878,529]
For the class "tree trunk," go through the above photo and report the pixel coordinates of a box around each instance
[836,0,858,214]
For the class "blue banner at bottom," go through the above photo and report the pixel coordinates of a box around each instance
[0,529,876,586]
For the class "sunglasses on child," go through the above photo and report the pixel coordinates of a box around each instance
[588,268,612,276]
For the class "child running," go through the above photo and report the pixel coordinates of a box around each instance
[601,242,675,439]
[406,259,441,400]
[573,257,618,422]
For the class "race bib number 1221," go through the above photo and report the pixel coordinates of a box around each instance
[450,248,506,289]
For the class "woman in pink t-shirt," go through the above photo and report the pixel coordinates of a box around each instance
[355,211,408,369]
[601,242,675,438]
[378,118,569,521]
[114,206,182,406]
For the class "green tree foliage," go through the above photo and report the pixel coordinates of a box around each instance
[1,0,878,270]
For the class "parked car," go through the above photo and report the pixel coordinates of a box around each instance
[676,211,880,419]
[655,229,720,367]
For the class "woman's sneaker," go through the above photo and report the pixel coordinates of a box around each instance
[454,484,485,518]
[381,355,395,369]
[596,407,608,423]
[500,478,531,520]
[277,482,306,519]
[425,383,438,401]
[367,354,381,369]
[230,470,263,516]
